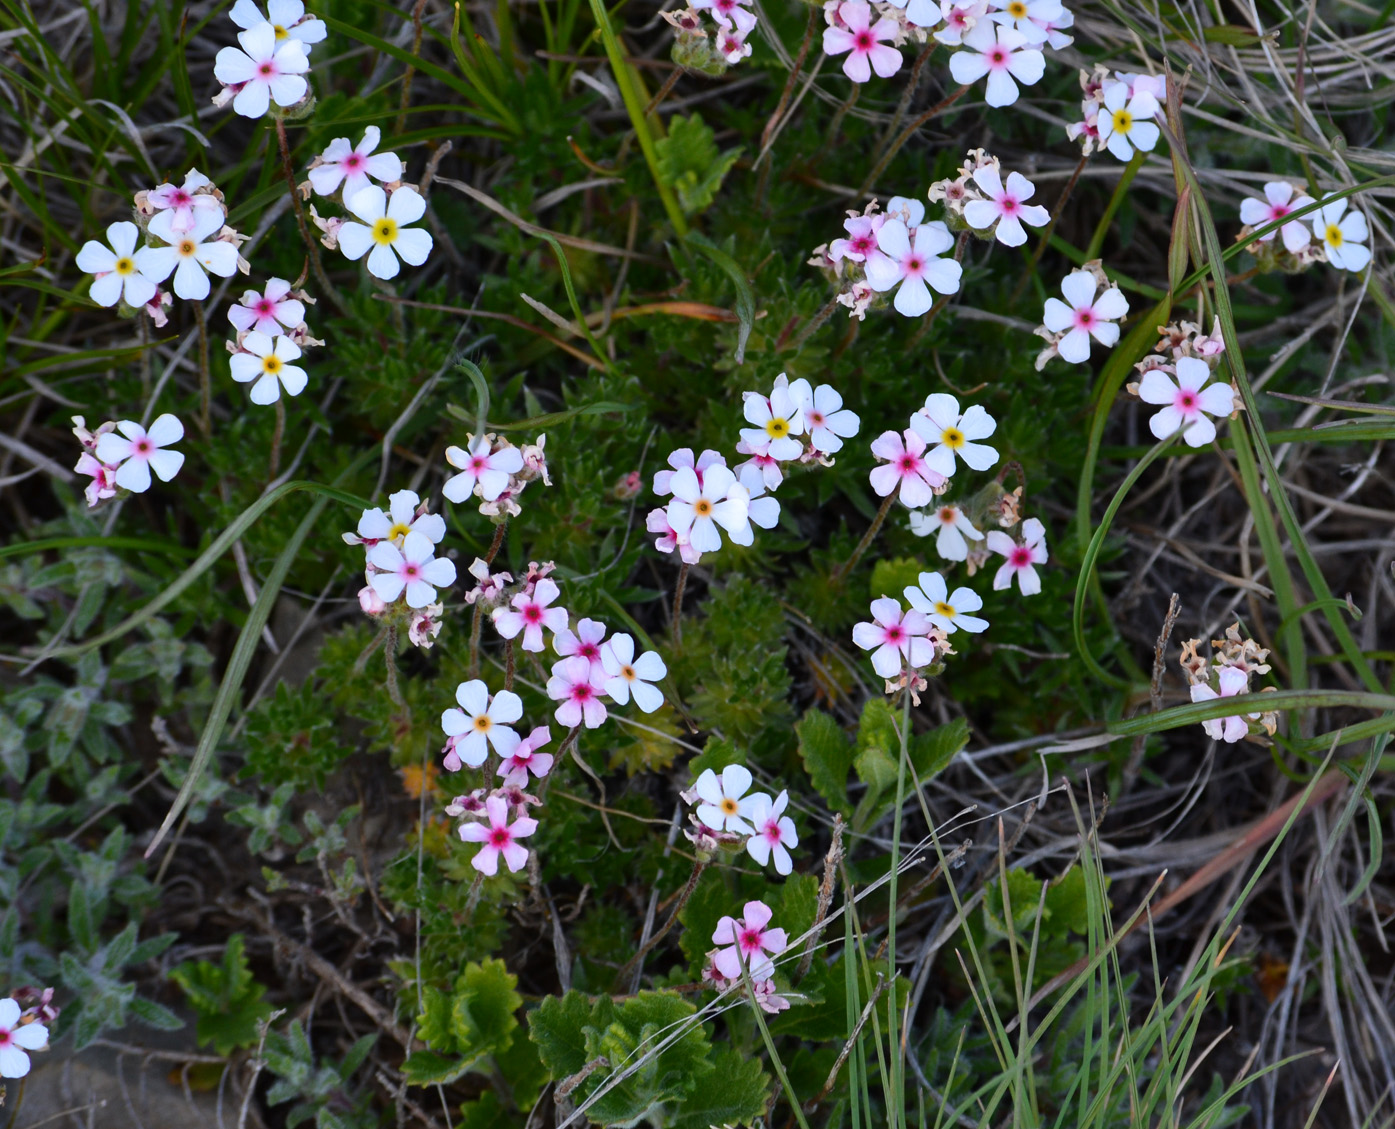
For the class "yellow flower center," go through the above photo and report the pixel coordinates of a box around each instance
[765,417,790,439]
[114,257,135,275]
[941,427,965,449]
[387,521,412,540]
[262,354,283,375]
[1112,109,1133,134]
[720,798,738,815]
[1008,1,1027,15]
[273,23,289,38]
[934,601,956,618]
[1325,223,1343,248]
[695,499,712,516]
[373,218,398,245]
[177,239,196,256]
[473,716,492,731]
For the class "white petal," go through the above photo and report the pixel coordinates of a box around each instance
[365,242,401,280]
[347,185,387,223]
[387,185,427,224]
[1059,270,1096,310]
[88,271,124,307]
[393,227,433,266]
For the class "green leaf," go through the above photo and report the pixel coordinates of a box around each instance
[910,717,969,781]
[401,1050,471,1086]
[796,710,853,817]
[530,990,605,1080]
[869,557,924,602]
[655,114,743,216]
[129,996,184,1031]
[678,867,732,972]
[169,934,273,1055]
[1041,865,1092,938]
[681,232,755,365]
[581,991,714,1125]
[669,1047,770,1129]
[776,873,820,949]
[687,735,744,778]
[983,868,1044,937]
[450,958,522,1061]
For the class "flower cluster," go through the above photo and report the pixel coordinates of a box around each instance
[664,0,758,70]
[214,0,321,118]
[701,899,790,1012]
[1034,260,1128,368]
[737,373,862,494]
[0,992,52,1078]
[1236,183,1370,274]
[1067,67,1164,160]
[649,449,754,562]
[1125,322,1240,448]
[72,414,186,507]
[685,764,800,875]
[226,278,320,405]
[443,432,550,518]
[932,150,1049,248]
[348,490,456,646]
[1177,623,1278,743]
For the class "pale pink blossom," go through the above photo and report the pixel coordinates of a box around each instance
[962,166,1049,247]
[1238,182,1315,254]
[458,795,537,875]
[547,655,608,729]
[869,429,947,508]
[653,448,727,496]
[1136,358,1235,447]
[790,378,860,454]
[493,577,569,652]
[647,507,700,564]
[829,212,885,263]
[865,218,961,316]
[909,503,984,561]
[852,597,936,677]
[1042,270,1128,364]
[823,0,903,83]
[712,900,787,980]
[213,22,309,119]
[498,726,554,787]
[367,531,456,608]
[985,517,1047,594]
[94,414,185,494]
[144,169,222,234]
[1189,666,1252,743]
[308,126,404,200]
[554,617,609,678]
[744,790,798,875]
[935,0,989,44]
[443,434,525,504]
[948,22,1043,107]
[228,278,306,336]
[691,0,757,32]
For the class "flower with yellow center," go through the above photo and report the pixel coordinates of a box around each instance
[740,383,807,461]
[1310,194,1371,273]
[692,764,763,835]
[347,489,446,550]
[229,331,308,406]
[911,393,999,478]
[339,185,434,281]
[228,0,327,51]
[987,0,1064,46]
[441,679,524,770]
[904,570,990,635]
[1096,80,1161,162]
[76,221,160,309]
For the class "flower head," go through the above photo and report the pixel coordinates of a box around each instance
[1312,195,1370,272]
[229,0,327,45]
[829,211,885,263]
[823,0,903,83]
[1135,357,1236,447]
[441,679,523,769]
[1041,269,1128,364]
[985,517,1047,594]
[143,169,224,234]
[367,530,456,608]
[744,790,798,875]
[909,503,984,561]
[601,633,667,712]
[94,414,185,494]
[141,208,240,301]
[852,597,936,677]
[1189,666,1253,743]
[230,331,308,405]
[547,655,609,729]
[1096,81,1161,161]
[348,489,445,548]
[498,725,554,787]
[554,616,609,678]
[693,764,762,834]
[935,0,989,43]
[910,394,999,477]
[865,218,961,316]
[712,900,787,979]
[792,379,861,454]
[458,795,537,875]
[869,429,947,508]
[76,221,161,310]
[308,126,404,200]
[338,185,433,280]
[904,571,988,634]
[443,434,524,504]
[988,0,1063,44]
[0,997,48,1078]
[409,603,443,649]
[1238,181,1315,254]
[665,463,752,556]
[494,577,569,652]
[740,384,806,461]
[963,166,1049,247]
[213,22,310,118]
[229,278,306,336]
[948,22,1044,108]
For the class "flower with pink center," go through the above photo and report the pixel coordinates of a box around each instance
[654,448,727,496]
[307,126,404,200]
[443,434,525,504]
[909,503,984,562]
[547,655,609,729]
[94,414,185,494]
[1189,666,1253,744]
[1039,7,1073,48]
[1041,270,1129,364]
[948,22,1043,108]
[145,169,222,234]
[865,219,961,316]
[691,0,757,32]
[988,0,1062,45]
[445,790,488,817]
[829,212,885,263]
[789,378,861,454]
[213,22,309,119]
[715,28,752,63]
[985,517,1047,594]
[498,725,554,787]
[554,617,609,679]
[229,278,306,336]
[869,429,947,508]
[744,790,798,875]
[934,0,989,44]
[1066,105,1100,153]
[441,679,523,769]
[0,997,48,1078]
[493,577,569,652]
[712,900,788,980]
[1136,357,1235,448]
[823,0,903,83]
[852,596,936,677]
[458,795,537,875]
[962,166,1050,247]
[367,531,456,609]
[75,452,118,507]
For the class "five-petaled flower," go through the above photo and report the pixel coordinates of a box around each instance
[602,633,667,713]
[494,577,569,652]
[142,208,240,302]
[230,332,308,405]
[498,726,554,787]
[94,415,186,494]
[229,278,306,336]
[144,169,223,234]
[1239,181,1315,253]
[852,596,936,677]
[213,22,310,119]
[1096,81,1160,161]
[794,379,861,454]
[547,655,609,729]
[459,795,537,875]
[76,222,161,310]
[338,185,433,280]
[308,126,404,200]
[348,489,445,548]
[963,166,1050,247]
[368,530,457,608]
[1189,666,1253,744]
[0,997,48,1078]
[910,503,985,562]
[1136,357,1235,447]
[1042,269,1128,364]
[744,791,798,875]
[948,22,1044,108]
[443,434,525,504]
[441,679,524,769]
[904,571,989,634]
[910,394,1000,477]
[986,517,1047,593]
[1312,195,1370,273]
[865,218,961,316]
[869,429,947,508]
[693,764,762,834]
[712,900,788,980]
[823,0,903,83]
[229,0,327,46]
[554,617,609,678]
[989,0,1063,45]
[664,463,753,556]
[740,384,806,461]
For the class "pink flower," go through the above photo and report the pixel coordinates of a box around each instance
[464,558,512,606]
[409,603,443,649]
[793,379,861,455]
[493,577,569,652]
[962,166,1050,247]
[646,506,701,564]
[823,1,903,82]
[145,169,222,234]
[744,791,798,875]
[443,434,525,504]
[948,22,1043,108]
[735,442,784,491]
[752,979,790,1014]
[94,414,185,494]
[1042,270,1129,364]
[307,126,404,200]
[228,278,306,336]
[869,429,947,508]
[654,448,726,496]
[554,617,609,678]
[358,584,386,616]
[1136,358,1235,448]
[934,0,988,43]
[691,0,757,32]
[985,517,1047,594]
[445,790,488,817]
[715,27,752,64]
[712,900,788,980]
[865,219,961,316]
[212,22,309,119]
[1189,666,1253,743]
[829,212,885,263]
[498,726,554,787]
[75,452,118,508]
[458,795,537,875]
[852,596,936,677]
[1239,181,1316,253]
[367,530,457,608]
[547,655,609,729]
[0,997,48,1078]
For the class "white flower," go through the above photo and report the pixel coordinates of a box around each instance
[229,0,327,46]
[144,169,223,234]
[665,463,752,555]
[213,22,310,119]
[308,126,404,200]
[0,998,48,1078]
[367,530,456,608]
[338,185,433,280]
[1136,357,1235,447]
[140,208,240,301]
[745,790,798,875]
[1190,666,1254,743]
[693,764,762,834]
[1312,195,1371,273]
[441,679,524,768]
[904,570,988,634]
[350,489,445,547]
[962,166,1049,247]
[909,503,984,561]
[985,517,1047,594]
[909,393,999,477]
[443,434,524,503]
[789,378,860,454]
[988,0,1062,45]
[740,384,805,461]
[230,331,308,405]
[1238,181,1315,254]
[935,0,989,44]
[948,22,1044,108]
[602,633,667,713]
[1041,270,1128,364]
[1096,81,1160,162]
[94,414,185,493]
[76,221,160,309]
[865,218,961,316]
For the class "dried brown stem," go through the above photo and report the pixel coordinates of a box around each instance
[831,491,898,585]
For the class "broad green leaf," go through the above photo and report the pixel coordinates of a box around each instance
[529,990,604,1080]
[796,710,853,817]
[911,717,969,781]
[655,114,743,216]
[669,1048,770,1129]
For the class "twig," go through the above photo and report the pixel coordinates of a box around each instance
[830,491,897,585]
[671,561,690,649]
[612,857,708,990]
[805,972,891,1110]
[859,84,970,195]
[273,115,347,316]
[796,813,844,979]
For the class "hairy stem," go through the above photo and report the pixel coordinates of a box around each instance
[831,491,897,585]
[859,84,970,196]
[671,561,690,649]
[504,637,515,691]
[268,396,285,480]
[468,601,484,680]
[192,298,211,437]
[789,293,844,353]
[872,42,937,168]
[395,0,429,136]
[383,622,403,707]
[274,115,347,316]
[485,519,508,564]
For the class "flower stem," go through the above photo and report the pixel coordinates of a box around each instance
[871,42,937,170]
[384,622,403,707]
[504,637,515,692]
[395,0,429,136]
[468,601,484,680]
[1084,147,1144,261]
[830,491,897,586]
[484,519,508,564]
[788,293,843,354]
[859,84,970,197]
[613,857,708,990]
[192,298,211,437]
[1013,151,1090,305]
[819,83,861,165]
[274,115,347,317]
[671,561,690,650]
[354,623,390,673]
[269,396,285,480]
[755,7,819,205]
[642,67,683,117]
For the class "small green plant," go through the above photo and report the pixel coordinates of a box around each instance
[169,933,274,1056]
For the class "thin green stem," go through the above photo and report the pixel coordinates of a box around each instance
[1084,148,1144,261]
[274,115,348,316]
[885,686,912,1129]
[741,950,814,1129]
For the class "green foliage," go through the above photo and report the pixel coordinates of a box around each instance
[241,680,355,791]
[408,958,523,1084]
[796,709,854,817]
[656,115,743,216]
[264,1020,378,1129]
[169,933,274,1056]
